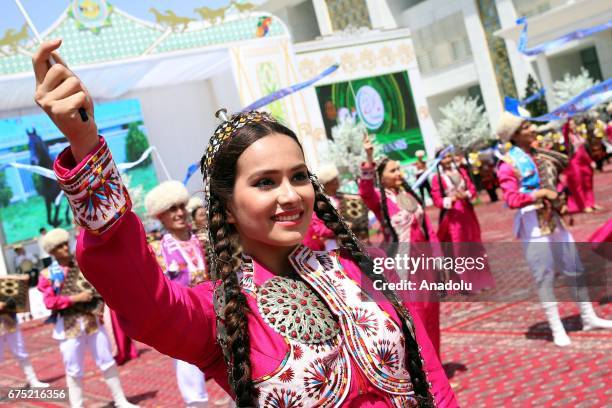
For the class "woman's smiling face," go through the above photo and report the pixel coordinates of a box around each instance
[226,133,314,253]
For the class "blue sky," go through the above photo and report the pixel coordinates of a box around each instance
[2,1,259,34]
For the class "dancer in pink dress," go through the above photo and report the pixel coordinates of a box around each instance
[358,136,443,359]
[564,121,602,213]
[33,40,457,407]
[431,149,494,293]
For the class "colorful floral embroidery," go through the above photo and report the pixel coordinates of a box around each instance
[372,339,400,371]
[279,367,295,383]
[385,318,398,333]
[257,276,339,344]
[262,387,304,408]
[56,140,131,235]
[352,307,378,337]
[303,358,333,398]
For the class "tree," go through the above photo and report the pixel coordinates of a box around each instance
[323,117,384,176]
[125,123,151,166]
[437,96,492,151]
[553,68,598,106]
[121,173,144,215]
[523,74,548,117]
[0,171,13,207]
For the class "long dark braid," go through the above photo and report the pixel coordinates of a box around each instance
[312,180,434,406]
[208,196,255,406]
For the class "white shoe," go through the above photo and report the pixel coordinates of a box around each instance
[20,361,50,388]
[102,365,139,408]
[580,302,612,331]
[542,302,571,347]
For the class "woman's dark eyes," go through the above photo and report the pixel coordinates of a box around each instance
[254,178,274,188]
[293,172,308,182]
[254,172,309,188]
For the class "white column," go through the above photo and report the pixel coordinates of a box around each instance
[365,0,397,29]
[494,0,537,95]
[594,31,612,80]
[535,54,556,109]
[461,0,503,127]
[406,61,440,158]
[312,0,334,35]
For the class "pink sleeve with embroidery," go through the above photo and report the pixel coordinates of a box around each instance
[358,163,382,220]
[37,273,73,310]
[497,161,535,209]
[53,137,222,370]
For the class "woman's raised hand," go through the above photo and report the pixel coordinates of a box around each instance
[363,133,374,164]
[32,39,99,162]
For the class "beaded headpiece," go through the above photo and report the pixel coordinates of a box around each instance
[200,109,274,275]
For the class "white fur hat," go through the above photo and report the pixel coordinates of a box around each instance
[496,111,528,142]
[415,150,425,158]
[316,164,339,185]
[186,196,205,214]
[42,228,70,254]
[145,181,190,218]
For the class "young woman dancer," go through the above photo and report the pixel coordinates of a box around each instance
[33,39,457,407]
[431,149,494,293]
[358,137,443,359]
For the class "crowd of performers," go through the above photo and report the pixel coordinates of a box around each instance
[2,39,610,407]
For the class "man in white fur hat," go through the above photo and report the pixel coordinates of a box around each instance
[145,181,212,407]
[413,149,431,202]
[496,111,612,347]
[37,228,136,408]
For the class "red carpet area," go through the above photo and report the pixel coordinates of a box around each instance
[1,167,611,407]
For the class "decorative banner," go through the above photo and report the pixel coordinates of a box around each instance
[504,78,612,122]
[3,145,156,182]
[182,162,200,185]
[517,17,612,56]
[411,145,454,190]
[520,88,545,106]
[355,85,385,130]
[242,64,339,112]
[68,0,114,34]
[4,161,55,179]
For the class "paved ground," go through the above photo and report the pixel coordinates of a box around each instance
[1,165,610,407]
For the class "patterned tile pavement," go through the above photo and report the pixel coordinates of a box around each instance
[1,166,610,407]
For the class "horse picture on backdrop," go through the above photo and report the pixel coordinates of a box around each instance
[27,128,70,227]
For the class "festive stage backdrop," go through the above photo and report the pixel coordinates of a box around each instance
[0,99,158,244]
[315,71,425,164]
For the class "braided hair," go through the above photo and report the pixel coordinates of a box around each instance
[376,158,429,242]
[201,114,434,406]
[312,181,434,405]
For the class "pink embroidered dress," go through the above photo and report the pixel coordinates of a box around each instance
[53,138,458,407]
[431,168,495,292]
[358,163,443,358]
[564,145,595,213]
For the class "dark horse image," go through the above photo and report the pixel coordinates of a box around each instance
[27,128,70,227]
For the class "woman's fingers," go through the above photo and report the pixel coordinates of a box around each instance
[48,91,88,119]
[32,39,62,85]
[45,76,83,104]
[37,63,72,94]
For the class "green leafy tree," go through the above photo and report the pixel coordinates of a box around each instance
[0,171,13,207]
[523,74,548,117]
[125,123,151,167]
